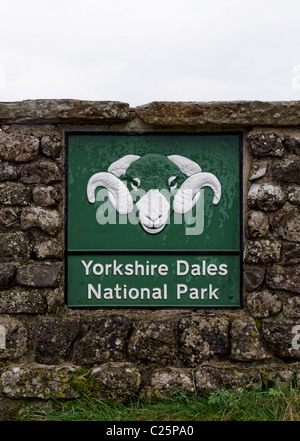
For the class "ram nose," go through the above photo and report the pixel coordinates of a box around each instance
[136,189,170,234]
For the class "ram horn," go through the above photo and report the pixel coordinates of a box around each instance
[173,172,221,214]
[108,154,140,177]
[167,154,202,176]
[87,172,134,215]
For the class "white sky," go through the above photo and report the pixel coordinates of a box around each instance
[0,0,300,106]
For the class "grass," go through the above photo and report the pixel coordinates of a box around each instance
[22,386,300,422]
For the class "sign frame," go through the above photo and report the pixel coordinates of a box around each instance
[64,131,244,310]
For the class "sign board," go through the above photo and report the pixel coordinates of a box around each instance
[66,133,242,308]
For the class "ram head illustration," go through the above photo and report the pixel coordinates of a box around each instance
[86,153,221,234]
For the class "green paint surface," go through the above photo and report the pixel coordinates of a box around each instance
[67,134,241,251]
[66,133,242,308]
[67,254,240,307]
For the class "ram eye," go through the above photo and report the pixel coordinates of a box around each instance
[131,178,140,190]
[168,176,177,191]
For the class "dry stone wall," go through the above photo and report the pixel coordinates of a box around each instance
[0,100,299,420]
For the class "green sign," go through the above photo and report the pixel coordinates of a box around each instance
[66,133,242,308]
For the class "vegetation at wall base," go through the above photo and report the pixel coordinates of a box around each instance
[22,386,300,422]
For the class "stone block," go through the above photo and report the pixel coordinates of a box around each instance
[178,315,230,367]
[283,297,300,319]
[21,160,61,184]
[33,238,64,259]
[283,136,300,155]
[262,321,300,359]
[244,240,281,264]
[0,317,28,360]
[41,135,62,158]
[0,182,32,206]
[266,265,300,293]
[0,287,47,313]
[90,362,142,402]
[21,207,62,236]
[0,207,19,226]
[246,290,282,318]
[247,210,269,238]
[140,367,194,402]
[0,263,16,288]
[35,317,81,364]
[272,159,300,184]
[0,132,39,162]
[247,183,285,211]
[71,316,132,365]
[0,232,31,261]
[244,266,265,292]
[17,262,62,287]
[248,132,285,157]
[0,162,18,181]
[128,321,178,365]
[230,316,270,361]
[1,365,79,399]
[195,364,261,393]
[32,185,61,207]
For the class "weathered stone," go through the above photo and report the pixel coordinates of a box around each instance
[20,207,62,236]
[230,316,270,361]
[0,232,31,261]
[275,209,300,242]
[0,99,130,124]
[1,365,79,399]
[21,160,61,184]
[72,316,132,365]
[0,317,28,360]
[266,265,300,293]
[128,321,177,365]
[272,159,300,184]
[249,160,268,181]
[261,365,296,388]
[41,136,62,158]
[46,288,65,313]
[283,297,300,319]
[135,101,300,127]
[35,317,81,364]
[0,182,31,205]
[247,290,282,318]
[195,364,261,393]
[140,368,194,402]
[178,315,230,367]
[248,132,285,157]
[262,321,300,359]
[32,185,61,207]
[282,242,300,265]
[33,238,63,259]
[287,186,300,205]
[247,183,285,211]
[0,132,39,162]
[283,136,300,155]
[0,263,16,288]
[0,287,46,313]
[90,362,142,402]
[0,207,19,226]
[247,210,269,238]
[244,266,265,291]
[244,240,281,264]
[0,162,18,181]
[17,262,62,288]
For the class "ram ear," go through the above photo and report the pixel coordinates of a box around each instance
[108,155,140,177]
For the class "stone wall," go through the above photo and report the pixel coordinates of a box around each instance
[0,100,299,420]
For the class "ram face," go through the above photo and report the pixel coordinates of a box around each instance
[86,153,221,235]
